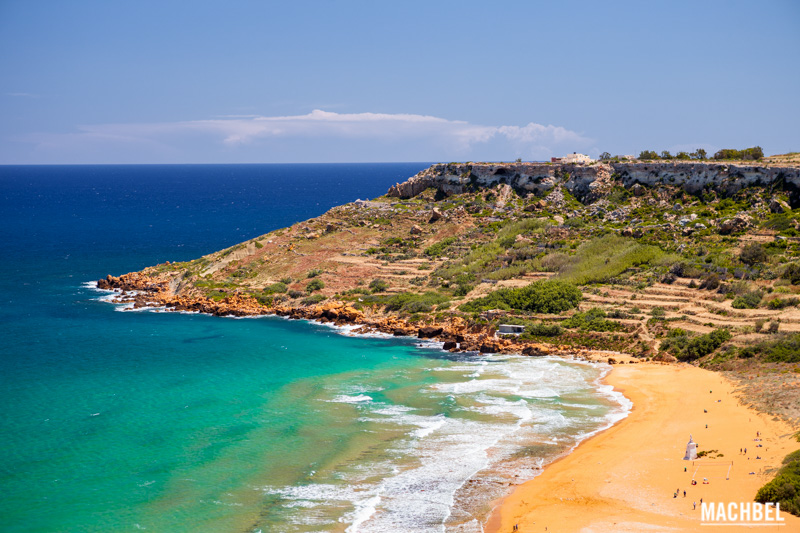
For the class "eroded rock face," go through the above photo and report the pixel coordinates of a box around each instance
[386,162,800,205]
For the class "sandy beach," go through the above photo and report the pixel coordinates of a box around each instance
[486,361,800,532]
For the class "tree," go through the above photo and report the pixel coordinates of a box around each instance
[691,148,708,160]
[599,152,612,160]
[675,151,691,160]
[638,150,659,160]
[660,150,673,160]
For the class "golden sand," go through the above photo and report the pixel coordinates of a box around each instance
[486,362,800,532]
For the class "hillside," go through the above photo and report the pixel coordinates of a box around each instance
[99,160,800,424]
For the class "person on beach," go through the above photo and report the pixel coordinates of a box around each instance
[694,502,697,510]
[683,490,686,497]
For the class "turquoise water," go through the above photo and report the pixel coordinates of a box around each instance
[0,165,629,532]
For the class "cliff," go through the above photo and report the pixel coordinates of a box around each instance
[388,161,800,205]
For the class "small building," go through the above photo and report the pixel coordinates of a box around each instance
[498,324,525,335]
[560,152,594,164]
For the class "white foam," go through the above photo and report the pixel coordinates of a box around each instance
[328,394,373,404]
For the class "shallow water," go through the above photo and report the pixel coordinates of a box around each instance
[0,164,629,532]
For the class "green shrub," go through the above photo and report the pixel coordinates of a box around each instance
[383,291,450,313]
[562,307,621,332]
[662,328,731,361]
[301,294,326,305]
[280,276,293,284]
[699,273,721,290]
[650,307,666,318]
[369,279,389,293]
[288,290,304,298]
[732,291,763,309]
[307,269,323,278]
[424,237,458,258]
[740,243,768,265]
[306,279,325,293]
[755,450,800,516]
[525,322,564,337]
[459,280,582,314]
[767,297,800,309]
[783,264,800,285]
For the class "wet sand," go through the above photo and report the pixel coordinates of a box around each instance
[486,362,800,532]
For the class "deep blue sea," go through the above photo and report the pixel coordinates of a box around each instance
[0,164,629,532]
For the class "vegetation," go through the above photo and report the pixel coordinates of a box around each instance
[306,279,325,293]
[424,237,458,258]
[556,235,668,285]
[739,333,800,363]
[562,307,622,332]
[740,243,768,265]
[713,146,764,161]
[660,328,731,361]
[731,290,763,309]
[755,449,800,516]
[459,280,582,314]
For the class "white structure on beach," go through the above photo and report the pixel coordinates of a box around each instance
[683,435,698,460]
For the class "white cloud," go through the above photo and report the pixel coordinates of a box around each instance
[13,110,594,163]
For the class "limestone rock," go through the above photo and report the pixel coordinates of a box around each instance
[769,199,791,214]
[719,214,752,234]
[418,326,444,338]
[410,224,423,235]
[428,208,443,223]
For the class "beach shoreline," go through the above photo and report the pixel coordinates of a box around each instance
[485,362,800,532]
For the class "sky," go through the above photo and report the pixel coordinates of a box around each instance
[1,0,798,164]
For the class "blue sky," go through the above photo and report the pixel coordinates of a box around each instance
[1,0,798,164]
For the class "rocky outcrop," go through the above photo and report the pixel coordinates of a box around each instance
[387,161,800,205]
[97,273,563,357]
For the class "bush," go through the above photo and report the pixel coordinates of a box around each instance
[562,307,621,332]
[264,282,288,294]
[525,322,564,337]
[740,243,768,266]
[650,307,666,318]
[307,269,323,278]
[424,237,458,258]
[301,294,326,305]
[460,280,582,314]
[306,279,325,293]
[756,450,800,516]
[699,273,721,290]
[662,328,731,361]
[369,279,389,293]
[731,290,763,309]
[383,291,450,314]
[288,290,304,299]
[783,264,800,285]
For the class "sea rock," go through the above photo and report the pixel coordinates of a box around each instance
[442,340,458,351]
[418,326,444,338]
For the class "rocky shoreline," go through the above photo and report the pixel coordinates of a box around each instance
[96,272,579,358]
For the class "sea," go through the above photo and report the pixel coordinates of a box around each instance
[0,164,631,533]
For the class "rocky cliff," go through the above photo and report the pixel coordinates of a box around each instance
[387,161,800,205]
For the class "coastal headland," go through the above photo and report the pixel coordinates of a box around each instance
[99,159,800,529]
